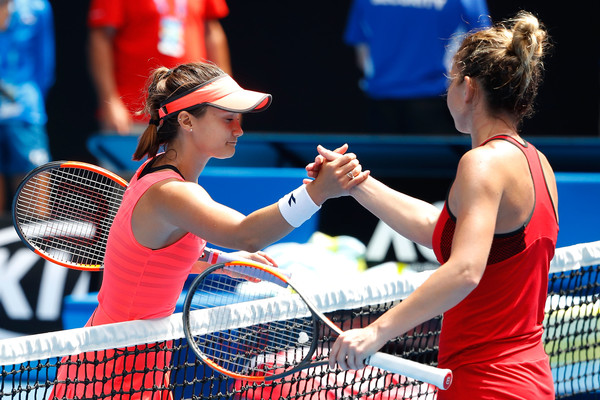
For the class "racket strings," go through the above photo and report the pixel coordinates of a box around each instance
[188,267,317,377]
[198,319,314,374]
[15,166,125,267]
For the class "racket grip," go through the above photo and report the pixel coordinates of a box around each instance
[365,352,453,390]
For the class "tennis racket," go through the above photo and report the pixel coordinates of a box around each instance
[12,160,236,271]
[183,260,453,390]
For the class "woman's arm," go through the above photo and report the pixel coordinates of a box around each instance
[88,27,132,134]
[134,152,368,252]
[204,20,232,75]
[351,177,441,248]
[307,145,440,247]
[328,148,504,370]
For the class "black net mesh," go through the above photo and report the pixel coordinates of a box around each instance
[2,242,599,400]
[1,303,442,400]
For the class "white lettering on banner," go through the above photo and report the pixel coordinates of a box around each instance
[0,225,93,325]
[37,261,68,320]
[366,221,437,263]
[365,201,443,264]
[0,225,19,247]
[367,221,416,261]
[71,271,92,298]
[416,242,437,262]
[371,0,447,11]
[0,248,39,319]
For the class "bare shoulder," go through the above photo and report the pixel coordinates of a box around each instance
[452,148,500,204]
[456,144,506,180]
[452,141,523,200]
[459,139,527,173]
[141,178,212,216]
[152,178,209,197]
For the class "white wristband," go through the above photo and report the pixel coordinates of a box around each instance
[199,247,238,264]
[278,184,321,228]
[215,251,238,264]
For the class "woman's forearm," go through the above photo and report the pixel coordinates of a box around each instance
[351,177,441,247]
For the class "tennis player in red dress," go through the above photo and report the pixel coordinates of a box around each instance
[49,62,369,400]
[308,11,557,399]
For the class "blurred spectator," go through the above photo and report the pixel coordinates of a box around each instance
[87,0,232,135]
[0,0,54,216]
[344,0,490,135]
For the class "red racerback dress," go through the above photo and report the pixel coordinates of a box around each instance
[432,135,558,399]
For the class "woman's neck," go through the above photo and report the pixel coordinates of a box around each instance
[470,114,519,148]
[153,150,207,183]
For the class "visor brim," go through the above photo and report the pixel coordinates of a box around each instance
[209,90,272,113]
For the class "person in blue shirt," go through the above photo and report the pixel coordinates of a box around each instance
[0,0,54,216]
[344,0,490,135]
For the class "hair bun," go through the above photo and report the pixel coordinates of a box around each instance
[451,10,550,123]
[511,11,546,61]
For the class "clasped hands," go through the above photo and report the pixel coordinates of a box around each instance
[303,144,370,193]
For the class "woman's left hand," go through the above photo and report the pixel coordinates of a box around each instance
[228,250,278,267]
[191,250,277,276]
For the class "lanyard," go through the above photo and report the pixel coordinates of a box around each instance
[153,0,187,18]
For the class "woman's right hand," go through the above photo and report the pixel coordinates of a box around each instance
[305,145,369,204]
[304,144,348,181]
[328,326,383,371]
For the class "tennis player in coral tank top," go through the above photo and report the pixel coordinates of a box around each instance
[49,62,369,400]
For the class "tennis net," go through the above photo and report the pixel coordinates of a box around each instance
[1,241,599,399]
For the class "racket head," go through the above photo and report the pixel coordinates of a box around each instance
[183,261,320,382]
[12,161,127,271]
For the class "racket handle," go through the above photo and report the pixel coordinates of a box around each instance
[365,352,453,390]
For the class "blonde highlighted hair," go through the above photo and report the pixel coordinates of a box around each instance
[453,11,550,124]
